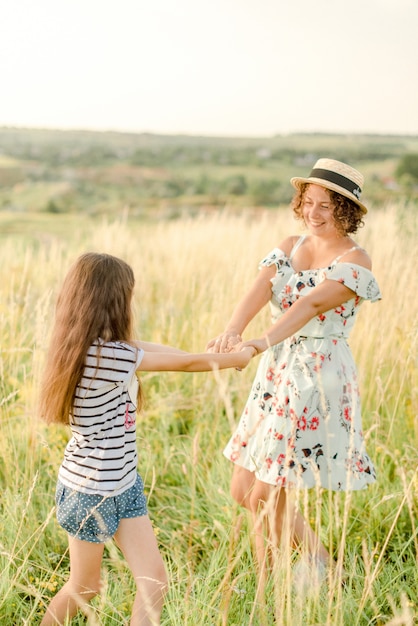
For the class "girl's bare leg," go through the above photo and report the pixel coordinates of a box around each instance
[114,516,168,626]
[40,536,104,625]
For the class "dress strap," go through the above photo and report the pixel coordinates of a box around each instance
[289,236,306,260]
[333,245,360,263]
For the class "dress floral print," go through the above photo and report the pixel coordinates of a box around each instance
[223,237,382,491]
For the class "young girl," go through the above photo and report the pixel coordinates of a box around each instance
[38,252,255,626]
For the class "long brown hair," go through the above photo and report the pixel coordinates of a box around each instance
[39,253,141,424]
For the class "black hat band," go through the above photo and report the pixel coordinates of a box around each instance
[310,168,362,199]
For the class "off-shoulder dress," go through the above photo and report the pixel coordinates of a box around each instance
[223,236,382,491]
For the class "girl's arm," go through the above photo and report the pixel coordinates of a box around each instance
[241,279,356,354]
[138,346,256,372]
[206,264,276,352]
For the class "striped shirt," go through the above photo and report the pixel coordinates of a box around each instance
[58,340,144,496]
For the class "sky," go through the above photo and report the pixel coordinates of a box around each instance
[1,0,417,137]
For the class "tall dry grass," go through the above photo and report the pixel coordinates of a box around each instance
[0,204,416,625]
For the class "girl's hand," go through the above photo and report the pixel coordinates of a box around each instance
[206,331,242,353]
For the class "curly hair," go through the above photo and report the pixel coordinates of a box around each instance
[291,183,365,235]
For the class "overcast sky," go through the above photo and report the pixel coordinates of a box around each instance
[1,0,417,137]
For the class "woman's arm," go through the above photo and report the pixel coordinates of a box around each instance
[241,279,356,354]
[206,265,276,352]
[138,346,257,372]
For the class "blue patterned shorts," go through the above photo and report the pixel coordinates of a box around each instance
[55,473,148,543]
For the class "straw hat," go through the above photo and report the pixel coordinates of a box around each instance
[290,158,368,214]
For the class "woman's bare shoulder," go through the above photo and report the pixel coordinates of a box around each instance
[343,246,372,270]
[277,235,301,257]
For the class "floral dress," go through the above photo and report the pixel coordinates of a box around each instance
[223,236,382,491]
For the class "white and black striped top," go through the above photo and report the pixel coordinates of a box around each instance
[58,340,144,496]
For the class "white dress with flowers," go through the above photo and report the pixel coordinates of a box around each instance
[223,236,382,491]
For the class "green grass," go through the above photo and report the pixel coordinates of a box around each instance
[0,206,416,624]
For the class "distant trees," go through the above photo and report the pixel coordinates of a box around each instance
[132,173,283,205]
[1,128,417,216]
[395,154,418,183]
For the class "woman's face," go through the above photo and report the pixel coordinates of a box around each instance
[302,184,339,236]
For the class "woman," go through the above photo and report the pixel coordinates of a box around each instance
[207,158,381,590]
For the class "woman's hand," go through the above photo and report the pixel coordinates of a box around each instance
[206,331,242,353]
[232,338,268,356]
[233,345,257,371]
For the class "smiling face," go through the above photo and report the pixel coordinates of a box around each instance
[302,184,339,237]
[291,182,365,235]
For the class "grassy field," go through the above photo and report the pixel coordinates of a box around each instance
[0,203,417,625]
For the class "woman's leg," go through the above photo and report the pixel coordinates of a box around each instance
[286,493,330,563]
[248,480,287,577]
[40,536,104,625]
[230,467,279,587]
[114,516,168,626]
[231,466,329,566]
[230,464,256,509]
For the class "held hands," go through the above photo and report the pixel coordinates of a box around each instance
[235,345,257,370]
[206,332,257,371]
[232,338,267,356]
[206,330,267,359]
[206,331,242,354]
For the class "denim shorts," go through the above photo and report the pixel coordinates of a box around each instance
[55,473,148,543]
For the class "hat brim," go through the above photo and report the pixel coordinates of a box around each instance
[290,176,368,214]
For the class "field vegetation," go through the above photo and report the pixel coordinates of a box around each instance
[1,128,418,221]
[0,129,417,624]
